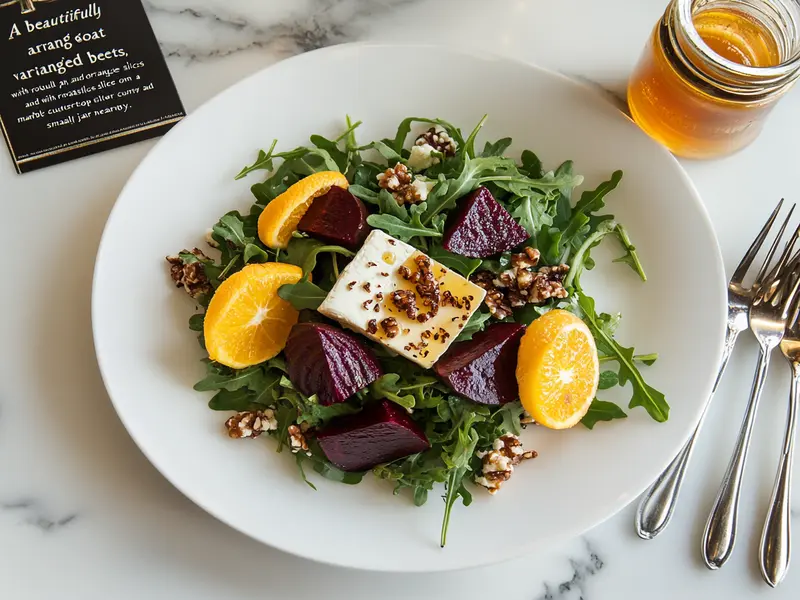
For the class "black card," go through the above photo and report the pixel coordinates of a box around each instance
[0,0,185,173]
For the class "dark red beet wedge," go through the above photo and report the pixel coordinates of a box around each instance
[285,323,382,405]
[434,323,525,405]
[297,186,371,250]
[318,400,430,471]
[443,186,529,257]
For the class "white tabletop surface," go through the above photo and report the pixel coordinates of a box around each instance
[2,0,800,597]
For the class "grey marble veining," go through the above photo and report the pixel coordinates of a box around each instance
[0,498,78,532]
[534,539,605,600]
[143,0,419,61]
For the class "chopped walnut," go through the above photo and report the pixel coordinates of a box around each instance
[367,319,378,334]
[287,424,310,454]
[391,289,419,320]
[471,250,569,319]
[511,246,540,269]
[474,434,537,495]
[415,126,457,156]
[529,265,570,303]
[225,409,278,439]
[395,256,440,322]
[376,162,434,204]
[166,248,213,300]
[380,317,400,338]
[472,271,513,320]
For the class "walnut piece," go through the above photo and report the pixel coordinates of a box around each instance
[415,126,457,156]
[225,409,278,439]
[376,162,433,204]
[396,256,440,322]
[511,247,540,269]
[380,317,400,338]
[471,249,569,319]
[474,434,537,495]
[287,424,310,454]
[472,271,513,320]
[166,248,213,300]
[390,290,419,320]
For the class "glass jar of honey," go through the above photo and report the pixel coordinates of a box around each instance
[627,0,800,159]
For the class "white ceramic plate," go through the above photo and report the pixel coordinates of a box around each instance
[93,43,726,572]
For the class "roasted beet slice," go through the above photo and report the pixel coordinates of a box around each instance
[285,323,382,405]
[297,186,371,250]
[443,186,529,257]
[434,323,525,405]
[317,400,430,471]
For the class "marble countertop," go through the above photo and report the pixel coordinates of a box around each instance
[2,0,800,597]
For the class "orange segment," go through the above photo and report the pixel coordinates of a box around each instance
[258,171,349,249]
[516,310,599,430]
[204,263,304,369]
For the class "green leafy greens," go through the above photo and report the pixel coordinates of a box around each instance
[169,114,667,547]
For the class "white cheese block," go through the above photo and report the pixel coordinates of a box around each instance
[318,230,486,368]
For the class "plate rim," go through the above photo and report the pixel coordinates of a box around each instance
[92,41,727,572]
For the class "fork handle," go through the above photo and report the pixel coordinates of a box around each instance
[759,365,800,587]
[635,325,739,540]
[703,344,773,570]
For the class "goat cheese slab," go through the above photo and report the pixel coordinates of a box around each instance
[318,230,486,368]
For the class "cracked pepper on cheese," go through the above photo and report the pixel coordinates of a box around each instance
[318,230,486,368]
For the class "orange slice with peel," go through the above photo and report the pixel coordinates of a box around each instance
[204,262,304,369]
[258,171,349,249]
[516,309,599,429]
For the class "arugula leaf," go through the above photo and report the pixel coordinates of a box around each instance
[377,189,408,220]
[282,238,354,275]
[188,313,204,331]
[577,293,669,422]
[235,140,278,179]
[311,457,365,485]
[564,220,617,289]
[598,370,620,390]
[612,223,647,282]
[299,443,366,485]
[208,389,263,412]
[440,418,479,547]
[212,212,254,251]
[428,245,482,278]
[295,454,318,490]
[349,184,379,204]
[454,310,491,342]
[581,400,628,429]
[519,150,544,179]
[391,117,465,153]
[463,114,488,159]
[370,374,417,409]
[296,398,361,428]
[481,137,513,157]
[494,402,525,436]
[362,140,404,164]
[367,213,442,242]
[310,134,348,172]
[487,166,584,199]
[243,243,271,263]
[573,170,623,216]
[195,365,265,392]
[509,193,549,242]
[278,277,328,310]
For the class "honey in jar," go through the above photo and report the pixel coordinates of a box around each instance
[628,0,800,159]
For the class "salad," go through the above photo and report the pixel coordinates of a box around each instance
[166,116,668,546]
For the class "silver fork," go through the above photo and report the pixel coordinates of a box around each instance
[635,200,792,540]
[760,286,800,587]
[703,244,800,570]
